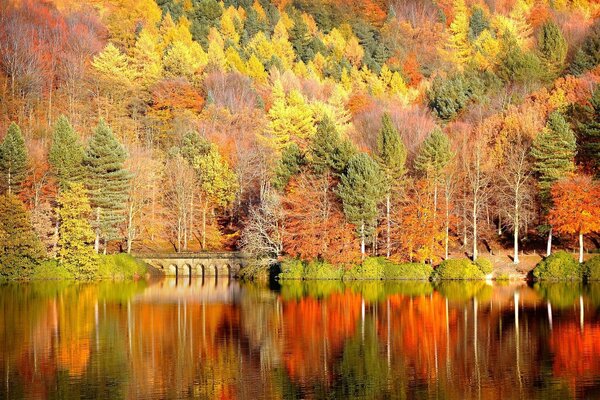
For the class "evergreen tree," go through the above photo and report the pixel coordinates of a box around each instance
[84,120,131,253]
[273,143,305,190]
[337,153,385,256]
[414,128,454,179]
[578,88,600,177]
[57,183,98,280]
[468,6,489,41]
[310,116,355,175]
[537,21,567,75]
[49,116,85,190]
[531,111,576,255]
[0,122,28,195]
[0,193,44,279]
[570,20,600,75]
[375,114,407,258]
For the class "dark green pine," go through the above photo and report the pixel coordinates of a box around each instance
[49,115,85,190]
[578,88,600,177]
[0,122,28,195]
[84,119,131,242]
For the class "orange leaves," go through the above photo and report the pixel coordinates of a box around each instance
[151,78,204,114]
[549,174,600,236]
[282,173,360,265]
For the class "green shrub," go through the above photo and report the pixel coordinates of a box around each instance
[382,262,432,280]
[474,257,493,275]
[279,258,304,280]
[343,257,384,280]
[304,260,344,280]
[97,254,149,280]
[431,259,486,280]
[532,251,582,281]
[31,259,74,280]
[583,255,600,281]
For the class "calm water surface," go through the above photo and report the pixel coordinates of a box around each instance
[2,278,600,399]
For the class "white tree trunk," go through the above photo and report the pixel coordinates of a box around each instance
[546,228,553,257]
[94,207,100,254]
[386,194,391,258]
[579,232,584,264]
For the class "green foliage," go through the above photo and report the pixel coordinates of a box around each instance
[343,257,385,280]
[534,282,582,309]
[468,6,489,41]
[577,88,600,177]
[57,183,98,280]
[435,281,490,302]
[570,20,600,75]
[531,111,576,202]
[192,142,238,207]
[414,127,453,179]
[97,254,149,280]
[431,259,486,280]
[49,116,85,189]
[304,260,344,280]
[337,153,385,246]
[0,194,45,279]
[0,122,28,195]
[532,251,582,281]
[375,113,406,186]
[583,255,600,281]
[31,260,73,280]
[382,261,433,280]
[84,119,131,242]
[537,21,567,75]
[273,143,305,189]
[474,257,493,275]
[279,258,304,280]
[497,37,546,84]
[310,117,355,175]
[427,73,484,121]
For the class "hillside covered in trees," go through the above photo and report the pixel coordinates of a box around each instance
[1,0,600,277]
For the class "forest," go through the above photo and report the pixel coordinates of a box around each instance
[1,0,600,279]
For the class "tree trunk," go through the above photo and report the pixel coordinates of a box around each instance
[445,191,450,260]
[472,199,478,261]
[386,194,391,258]
[360,222,365,258]
[579,232,584,264]
[513,198,519,264]
[202,207,207,251]
[94,207,100,254]
[546,228,552,257]
[126,202,134,254]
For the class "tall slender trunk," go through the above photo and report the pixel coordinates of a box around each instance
[386,194,391,258]
[94,207,100,253]
[546,228,552,257]
[444,187,450,260]
[579,232,584,264]
[126,202,134,254]
[513,196,519,264]
[472,197,478,261]
[432,182,438,265]
[7,169,12,195]
[360,222,365,258]
[189,193,194,249]
[202,206,207,251]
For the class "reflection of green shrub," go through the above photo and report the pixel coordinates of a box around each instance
[535,282,582,309]
[383,281,434,297]
[347,281,386,302]
[585,283,600,308]
[532,251,582,281]
[583,256,600,281]
[435,281,488,302]
[32,260,73,280]
[383,262,432,280]
[305,280,345,298]
[475,258,493,275]
[304,260,344,280]
[97,254,149,280]
[97,280,148,304]
[279,259,304,280]
[432,259,485,280]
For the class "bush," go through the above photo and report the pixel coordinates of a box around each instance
[279,259,304,280]
[532,251,582,281]
[97,254,149,280]
[583,255,600,281]
[382,262,433,280]
[31,259,74,280]
[344,257,384,280]
[304,260,344,280]
[431,259,486,280]
[474,257,493,275]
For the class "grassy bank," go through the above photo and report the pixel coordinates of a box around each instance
[29,254,152,281]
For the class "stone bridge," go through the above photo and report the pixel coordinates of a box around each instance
[138,252,248,278]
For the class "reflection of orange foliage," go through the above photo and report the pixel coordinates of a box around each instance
[378,293,458,379]
[281,291,362,384]
[549,323,600,387]
[57,338,91,376]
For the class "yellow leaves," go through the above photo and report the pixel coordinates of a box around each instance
[246,54,267,83]
[163,40,208,80]
[225,47,246,74]
[207,28,226,70]
[472,30,501,70]
[344,36,364,68]
[92,43,135,86]
[323,28,346,60]
[132,29,162,87]
[447,0,472,67]
[220,12,240,44]
[248,31,275,63]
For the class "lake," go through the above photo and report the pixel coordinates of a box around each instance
[1,278,600,399]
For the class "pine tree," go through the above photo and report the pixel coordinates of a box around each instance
[538,21,567,75]
[273,143,305,190]
[49,116,85,190]
[57,183,97,280]
[0,193,44,279]
[375,113,407,258]
[84,120,131,253]
[0,122,28,195]
[570,20,600,75]
[578,88,600,177]
[530,111,576,256]
[310,116,355,175]
[337,153,385,257]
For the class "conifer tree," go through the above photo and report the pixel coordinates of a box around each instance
[57,183,97,280]
[468,6,489,41]
[570,20,600,75]
[49,116,85,190]
[578,88,600,177]
[0,122,28,195]
[337,153,385,257]
[537,21,567,75]
[530,111,576,255]
[84,120,131,253]
[273,143,305,190]
[375,114,406,258]
[0,193,44,279]
[310,116,355,175]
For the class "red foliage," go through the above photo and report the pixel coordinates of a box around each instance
[402,52,423,87]
[549,174,600,237]
[151,78,204,113]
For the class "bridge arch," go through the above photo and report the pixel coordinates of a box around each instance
[168,264,178,276]
[180,263,192,277]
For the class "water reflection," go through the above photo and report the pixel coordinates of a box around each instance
[1,279,600,399]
